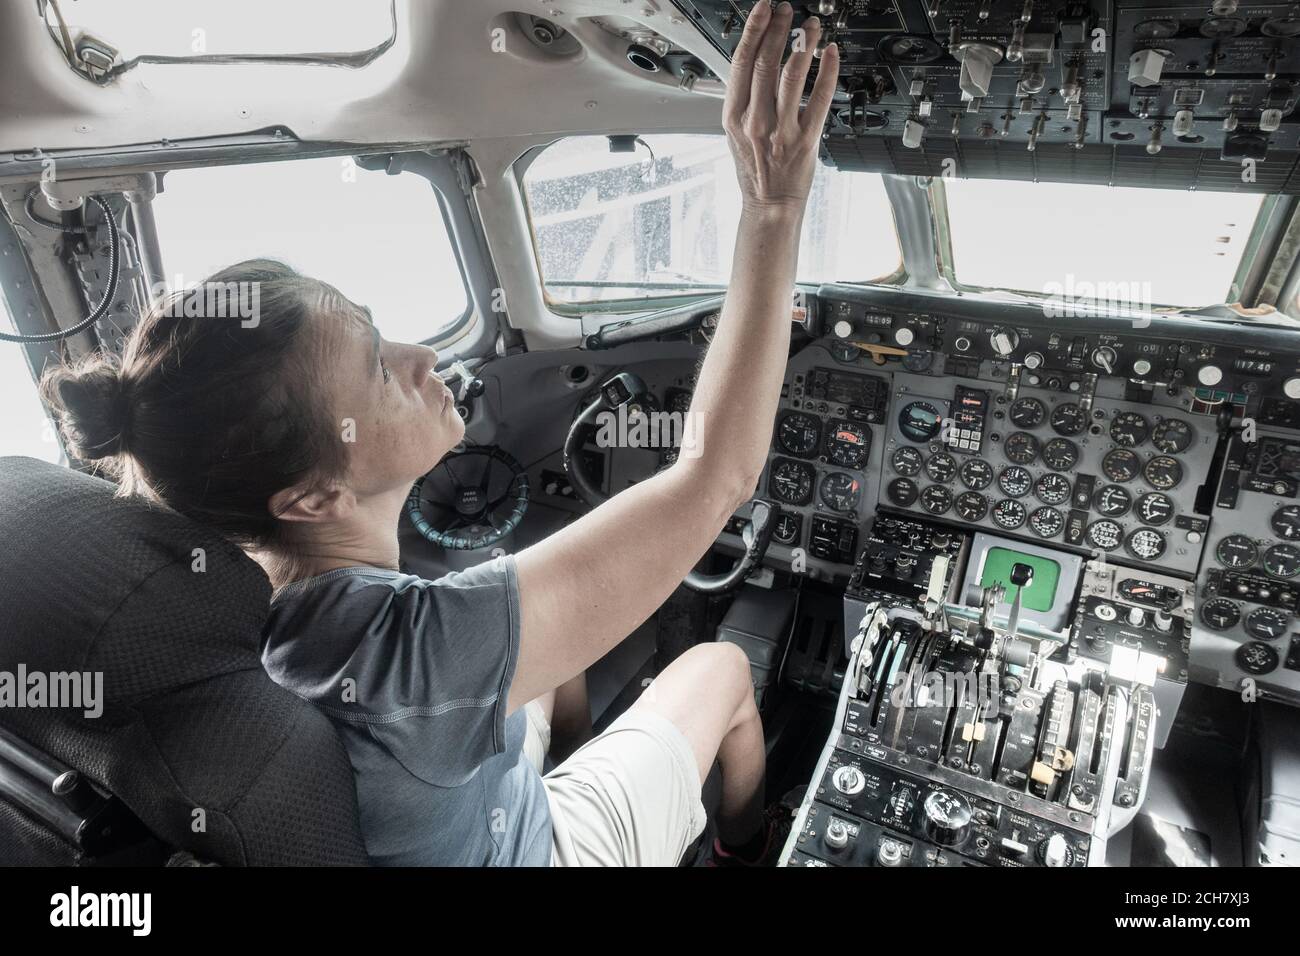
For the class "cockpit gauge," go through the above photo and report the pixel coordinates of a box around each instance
[1029,506,1064,538]
[1271,504,1300,540]
[1109,411,1150,448]
[998,466,1032,498]
[772,512,801,546]
[1152,419,1193,454]
[1094,484,1132,517]
[1125,528,1166,561]
[919,484,953,516]
[991,499,1027,530]
[1245,607,1289,641]
[1117,578,1181,610]
[1004,431,1039,465]
[777,412,821,458]
[891,447,923,476]
[1200,597,1241,631]
[1034,473,1071,505]
[1050,402,1087,436]
[819,472,862,513]
[898,401,942,443]
[925,450,957,483]
[959,458,993,490]
[769,458,815,506]
[1042,438,1079,471]
[886,477,919,507]
[1236,642,1280,675]
[1263,543,1300,579]
[1008,397,1046,429]
[1086,519,1123,552]
[1142,455,1183,491]
[1216,534,1258,569]
[1135,492,1174,526]
[825,420,870,469]
[1101,448,1140,482]
[955,492,988,521]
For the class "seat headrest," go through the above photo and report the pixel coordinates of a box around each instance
[0,456,268,704]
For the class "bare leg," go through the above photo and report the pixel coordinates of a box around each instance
[549,672,593,762]
[630,642,764,847]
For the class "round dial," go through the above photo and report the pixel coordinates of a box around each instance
[1004,431,1039,465]
[769,459,815,506]
[819,472,862,513]
[1126,528,1166,561]
[1101,448,1141,482]
[959,458,993,490]
[886,477,918,507]
[825,420,870,469]
[955,492,988,521]
[1086,519,1123,552]
[1029,506,1064,538]
[1094,484,1132,517]
[1245,607,1289,641]
[1201,598,1241,631]
[892,447,923,476]
[772,513,800,545]
[777,412,821,457]
[1271,504,1300,540]
[1008,397,1046,428]
[1236,642,1279,675]
[1034,473,1071,505]
[1152,419,1193,454]
[1142,455,1183,491]
[991,498,1027,530]
[925,450,958,484]
[1136,492,1175,526]
[899,401,942,443]
[1050,402,1087,436]
[998,466,1032,498]
[1216,534,1258,569]
[1042,437,1080,471]
[1263,543,1300,579]
[1109,411,1150,448]
[920,484,953,515]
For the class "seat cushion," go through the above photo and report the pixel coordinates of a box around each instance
[0,456,367,864]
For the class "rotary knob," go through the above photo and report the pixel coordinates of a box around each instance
[1197,364,1223,386]
[832,764,866,796]
[1023,351,1044,370]
[833,319,854,339]
[824,818,850,850]
[1040,832,1073,867]
[920,788,973,848]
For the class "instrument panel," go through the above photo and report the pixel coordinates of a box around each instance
[748,286,1300,706]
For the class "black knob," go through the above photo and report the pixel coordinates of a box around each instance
[921,788,973,847]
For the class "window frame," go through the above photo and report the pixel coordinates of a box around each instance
[515,135,907,317]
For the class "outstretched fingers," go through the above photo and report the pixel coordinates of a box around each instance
[801,40,840,140]
[777,16,820,127]
[722,0,771,133]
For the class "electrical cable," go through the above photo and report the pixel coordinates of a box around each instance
[0,196,120,345]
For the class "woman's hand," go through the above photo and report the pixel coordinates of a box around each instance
[723,2,840,215]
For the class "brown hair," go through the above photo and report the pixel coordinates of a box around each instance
[40,259,360,561]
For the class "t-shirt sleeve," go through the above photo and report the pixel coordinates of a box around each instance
[263,554,522,788]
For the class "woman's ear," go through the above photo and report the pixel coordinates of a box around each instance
[268,483,354,525]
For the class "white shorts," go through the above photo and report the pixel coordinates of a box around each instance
[523,701,707,867]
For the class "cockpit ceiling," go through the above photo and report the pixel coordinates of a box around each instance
[0,1,731,156]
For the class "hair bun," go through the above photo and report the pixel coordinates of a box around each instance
[41,361,129,460]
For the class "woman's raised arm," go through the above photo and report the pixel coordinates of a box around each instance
[509,2,838,711]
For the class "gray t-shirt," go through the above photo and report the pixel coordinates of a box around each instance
[260,555,552,866]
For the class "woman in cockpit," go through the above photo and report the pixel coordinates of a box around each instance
[39,3,836,866]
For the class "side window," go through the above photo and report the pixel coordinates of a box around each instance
[0,297,60,461]
[152,157,467,343]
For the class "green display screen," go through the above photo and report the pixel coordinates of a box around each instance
[979,547,1060,612]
